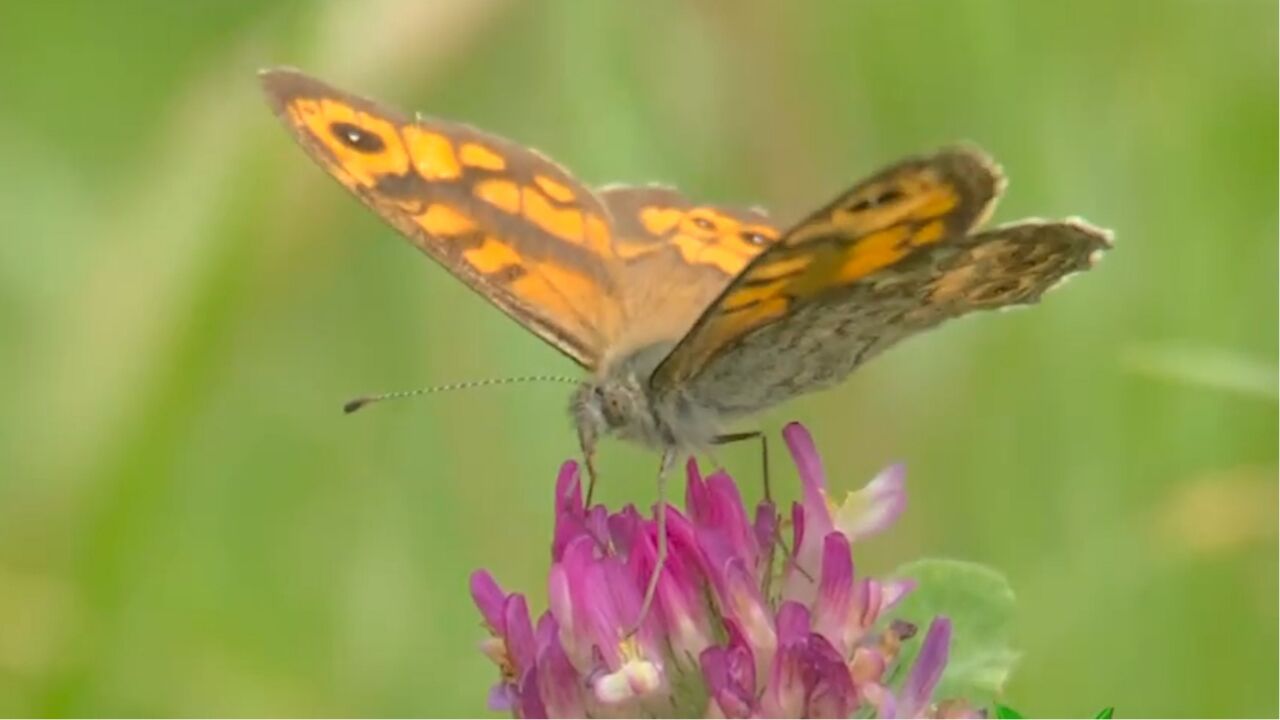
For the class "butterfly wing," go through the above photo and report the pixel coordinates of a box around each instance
[594,185,780,366]
[650,147,1112,416]
[261,68,624,369]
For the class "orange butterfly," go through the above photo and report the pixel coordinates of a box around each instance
[260,66,1110,487]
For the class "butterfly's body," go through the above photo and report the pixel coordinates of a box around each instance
[259,67,1111,474]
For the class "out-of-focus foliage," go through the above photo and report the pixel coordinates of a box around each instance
[0,1,1274,716]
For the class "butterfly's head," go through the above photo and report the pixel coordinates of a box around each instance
[571,372,665,451]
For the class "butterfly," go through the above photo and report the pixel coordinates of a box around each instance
[260,67,1111,485]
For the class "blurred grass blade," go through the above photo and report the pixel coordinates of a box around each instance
[1123,344,1278,401]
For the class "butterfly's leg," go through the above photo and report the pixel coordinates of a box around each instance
[583,450,600,506]
[578,426,600,506]
[711,430,771,503]
[713,430,794,596]
[633,448,675,634]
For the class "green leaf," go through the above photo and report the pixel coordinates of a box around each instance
[991,702,1114,718]
[887,558,1019,704]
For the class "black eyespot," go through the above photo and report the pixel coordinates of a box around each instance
[692,216,716,231]
[875,188,905,205]
[849,187,906,213]
[329,122,385,153]
[741,231,769,246]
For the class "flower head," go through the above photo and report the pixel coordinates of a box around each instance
[472,422,982,718]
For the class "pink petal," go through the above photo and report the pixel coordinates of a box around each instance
[535,617,587,717]
[516,667,548,718]
[486,682,514,712]
[774,601,811,643]
[469,570,507,632]
[552,461,585,560]
[804,635,857,718]
[831,463,907,542]
[899,617,952,718]
[503,593,537,673]
[722,558,777,660]
[781,422,838,603]
[782,422,834,537]
[811,533,854,653]
[881,578,917,612]
[701,642,756,718]
[753,501,780,569]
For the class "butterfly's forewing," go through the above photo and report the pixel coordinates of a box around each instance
[595,185,781,365]
[261,68,624,369]
[651,147,1111,415]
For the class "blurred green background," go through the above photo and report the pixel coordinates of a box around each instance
[1,0,1275,717]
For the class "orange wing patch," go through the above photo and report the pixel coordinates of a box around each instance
[521,261,610,322]
[673,208,778,274]
[535,175,577,203]
[475,179,522,213]
[640,206,684,235]
[463,236,522,274]
[459,142,507,171]
[522,187,585,242]
[585,215,610,255]
[745,254,814,282]
[403,127,462,180]
[833,225,912,283]
[416,204,477,236]
[630,205,781,275]
[474,179,611,255]
[719,279,788,311]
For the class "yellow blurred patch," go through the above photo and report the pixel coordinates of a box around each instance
[0,568,74,675]
[1150,466,1278,555]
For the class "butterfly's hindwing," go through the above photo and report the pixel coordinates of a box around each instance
[650,148,1111,416]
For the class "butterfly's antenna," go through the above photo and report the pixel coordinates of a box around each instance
[342,374,580,414]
